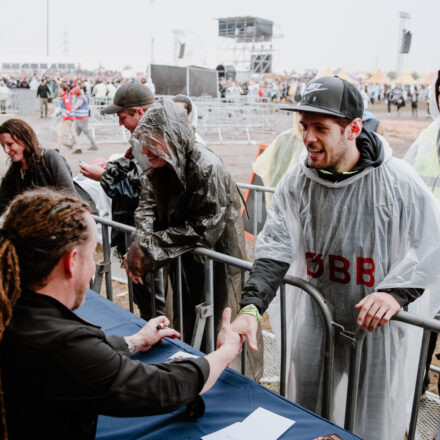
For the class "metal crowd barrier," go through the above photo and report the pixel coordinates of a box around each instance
[90,177,440,437]
[194,97,290,144]
[0,88,40,115]
[91,214,335,419]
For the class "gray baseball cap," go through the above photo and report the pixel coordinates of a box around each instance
[101,83,155,114]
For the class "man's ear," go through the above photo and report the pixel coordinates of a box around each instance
[63,248,78,278]
[348,118,362,140]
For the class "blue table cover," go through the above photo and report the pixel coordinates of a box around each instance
[76,290,362,440]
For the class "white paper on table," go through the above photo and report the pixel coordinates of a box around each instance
[226,407,295,440]
[166,351,199,362]
[201,422,242,440]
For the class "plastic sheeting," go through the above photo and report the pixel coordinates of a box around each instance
[253,124,304,207]
[258,137,440,440]
[404,118,440,198]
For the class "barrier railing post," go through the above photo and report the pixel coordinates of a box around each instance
[408,330,431,440]
[204,258,215,353]
[280,283,287,397]
[176,256,184,339]
[283,275,334,420]
[253,189,260,252]
[241,269,247,375]
[124,231,134,313]
[101,224,113,301]
[344,328,367,432]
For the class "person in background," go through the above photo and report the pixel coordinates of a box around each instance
[0,118,75,215]
[36,79,51,118]
[65,86,98,152]
[79,83,164,320]
[55,84,81,154]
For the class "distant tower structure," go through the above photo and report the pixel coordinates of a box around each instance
[216,16,282,75]
[396,12,411,75]
[63,30,69,58]
[173,29,186,66]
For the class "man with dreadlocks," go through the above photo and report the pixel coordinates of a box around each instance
[0,188,242,440]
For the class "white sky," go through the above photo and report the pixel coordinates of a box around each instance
[0,0,438,75]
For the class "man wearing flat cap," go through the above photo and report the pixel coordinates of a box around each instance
[80,82,165,320]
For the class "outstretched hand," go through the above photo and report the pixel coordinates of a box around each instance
[216,308,244,363]
[79,162,106,181]
[217,312,258,351]
[355,292,401,332]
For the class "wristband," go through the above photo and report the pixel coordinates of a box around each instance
[238,304,262,323]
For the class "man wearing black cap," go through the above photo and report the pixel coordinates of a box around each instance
[220,76,440,439]
[80,82,165,320]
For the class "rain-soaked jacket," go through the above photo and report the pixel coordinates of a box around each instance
[100,151,142,255]
[127,101,262,378]
[253,134,440,440]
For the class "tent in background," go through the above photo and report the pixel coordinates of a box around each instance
[365,69,389,85]
[396,71,417,85]
[334,68,359,84]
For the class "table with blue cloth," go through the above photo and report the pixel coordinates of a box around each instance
[76,290,362,440]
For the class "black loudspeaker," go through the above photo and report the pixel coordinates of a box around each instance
[216,64,225,78]
[251,54,272,73]
[178,42,185,59]
[400,30,412,54]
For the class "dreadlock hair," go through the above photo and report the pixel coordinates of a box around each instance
[0,119,43,169]
[0,188,91,439]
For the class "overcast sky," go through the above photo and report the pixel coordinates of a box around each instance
[0,0,438,75]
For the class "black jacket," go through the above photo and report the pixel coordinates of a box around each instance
[100,151,142,254]
[2,290,209,439]
[0,149,75,215]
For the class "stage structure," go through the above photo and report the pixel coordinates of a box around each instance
[396,12,412,75]
[149,64,218,97]
[216,16,282,74]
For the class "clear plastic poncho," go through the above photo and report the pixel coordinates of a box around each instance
[259,137,440,440]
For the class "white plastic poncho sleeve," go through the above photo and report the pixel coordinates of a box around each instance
[257,138,440,440]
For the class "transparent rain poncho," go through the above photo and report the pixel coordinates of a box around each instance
[259,137,440,440]
[404,73,440,198]
[253,121,305,207]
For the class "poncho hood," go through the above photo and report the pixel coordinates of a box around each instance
[130,100,196,189]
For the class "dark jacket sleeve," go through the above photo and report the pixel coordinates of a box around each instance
[41,150,76,193]
[381,288,424,307]
[240,258,290,314]
[0,168,16,215]
[100,157,141,200]
[49,326,210,417]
